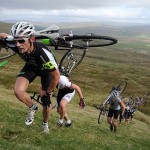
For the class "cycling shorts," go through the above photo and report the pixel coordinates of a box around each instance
[124,111,131,119]
[107,108,120,119]
[56,88,75,107]
[17,64,55,91]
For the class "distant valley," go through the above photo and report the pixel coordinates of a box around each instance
[1,21,150,38]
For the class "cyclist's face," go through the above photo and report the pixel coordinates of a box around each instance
[14,37,33,54]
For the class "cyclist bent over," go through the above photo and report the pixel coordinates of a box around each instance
[56,75,85,127]
[0,22,60,133]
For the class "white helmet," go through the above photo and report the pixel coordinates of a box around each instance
[10,22,35,38]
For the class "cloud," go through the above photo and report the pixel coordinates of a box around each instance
[0,0,150,23]
[1,0,150,10]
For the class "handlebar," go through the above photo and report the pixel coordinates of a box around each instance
[0,25,86,50]
[0,36,15,48]
[0,35,14,43]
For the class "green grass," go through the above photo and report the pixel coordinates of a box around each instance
[0,23,150,149]
[0,98,150,150]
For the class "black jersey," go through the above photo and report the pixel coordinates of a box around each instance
[10,42,58,71]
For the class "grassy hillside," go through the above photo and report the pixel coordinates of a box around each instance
[58,22,150,37]
[0,22,150,149]
[0,87,150,150]
[0,21,13,33]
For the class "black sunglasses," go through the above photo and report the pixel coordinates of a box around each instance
[14,38,29,44]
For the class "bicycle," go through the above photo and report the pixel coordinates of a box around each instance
[97,104,109,124]
[0,25,117,76]
[132,92,150,108]
[30,91,56,109]
[98,79,128,124]
[36,27,117,76]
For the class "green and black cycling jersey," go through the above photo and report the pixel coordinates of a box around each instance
[9,42,58,71]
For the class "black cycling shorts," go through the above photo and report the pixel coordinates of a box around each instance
[107,108,120,119]
[124,111,131,119]
[17,64,54,91]
[57,88,74,107]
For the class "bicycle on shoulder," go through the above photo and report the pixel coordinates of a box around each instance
[34,25,118,76]
[0,25,118,76]
[98,79,127,124]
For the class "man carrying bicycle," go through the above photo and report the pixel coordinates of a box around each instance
[0,22,60,133]
[107,91,126,132]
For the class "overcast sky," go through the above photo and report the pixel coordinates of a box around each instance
[1,0,150,24]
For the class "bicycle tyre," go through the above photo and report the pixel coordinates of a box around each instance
[98,109,106,124]
[59,48,86,75]
[116,80,127,94]
[0,48,16,60]
[60,35,117,48]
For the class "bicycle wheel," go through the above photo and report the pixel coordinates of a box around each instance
[116,80,127,94]
[98,109,106,124]
[59,48,86,75]
[61,35,117,48]
[0,48,16,60]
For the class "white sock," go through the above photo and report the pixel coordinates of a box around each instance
[43,122,48,126]
[30,104,37,110]
[67,119,71,124]
[59,119,63,124]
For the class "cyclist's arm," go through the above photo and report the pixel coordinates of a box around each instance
[71,83,85,108]
[0,33,10,38]
[71,83,84,100]
[120,101,126,115]
[46,69,60,94]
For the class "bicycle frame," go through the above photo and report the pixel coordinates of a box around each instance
[35,33,88,50]
[30,92,56,109]
[58,48,88,76]
[64,54,77,75]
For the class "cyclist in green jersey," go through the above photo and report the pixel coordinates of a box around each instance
[0,22,60,133]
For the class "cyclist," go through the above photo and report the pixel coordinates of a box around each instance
[119,97,125,125]
[122,100,131,125]
[107,91,126,132]
[0,22,60,133]
[56,75,85,127]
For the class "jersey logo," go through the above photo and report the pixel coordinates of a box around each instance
[42,61,55,70]
[18,71,25,75]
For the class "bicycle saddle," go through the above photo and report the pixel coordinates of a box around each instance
[35,25,59,34]
[34,25,59,39]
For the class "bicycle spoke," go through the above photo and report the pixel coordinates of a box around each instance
[59,48,86,75]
